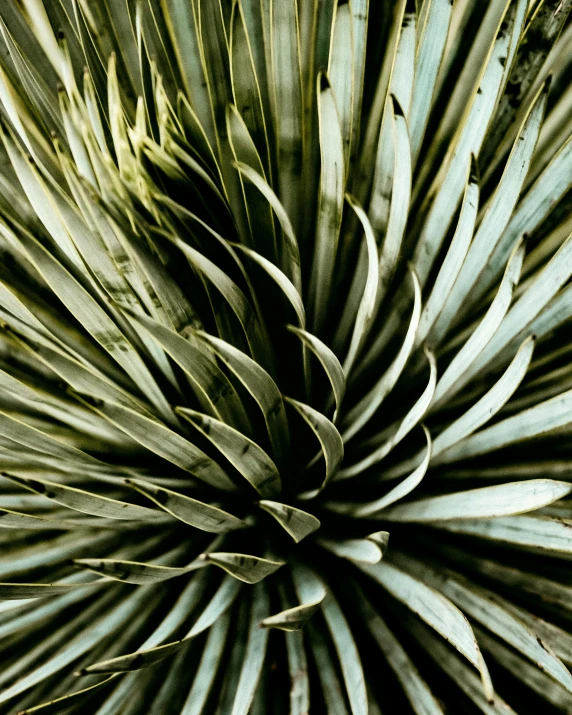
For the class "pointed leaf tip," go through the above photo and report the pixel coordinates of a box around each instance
[258,501,320,543]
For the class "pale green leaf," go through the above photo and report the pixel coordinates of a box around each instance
[258,500,320,543]
[322,591,368,715]
[73,557,201,584]
[230,583,269,715]
[285,397,344,493]
[356,588,445,715]
[181,610,231,715]
[202,552,284,584]
[287,325,346,422]
[196,330,290,465]
[381,480,572,522]
[124,477,247,532]
[177,407,281,498]
[432,237,526,408]
[73,396,236,492]
[3,473,160,521]
[360,560,493,700]
[342,266,421,441]
[81,575,242,674]
[309,71,345,334]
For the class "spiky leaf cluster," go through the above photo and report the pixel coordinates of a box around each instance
[0,0,572,713]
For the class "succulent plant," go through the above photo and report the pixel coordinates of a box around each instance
[0,0,572,712]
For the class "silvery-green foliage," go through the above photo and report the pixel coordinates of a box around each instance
[0,0,571,712]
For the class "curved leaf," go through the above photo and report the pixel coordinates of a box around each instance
[361,560,493,700]
[381,480,572,522]
[74,396,236,492]
[196,330,290,464]
[177,407,281,498]
[287,325,346,421]
[285,397,344,493]
[258,500,320,543]
[202,553,285,584]
[73,558,200,584]
[124,478,247,532]
[3,473,159,521]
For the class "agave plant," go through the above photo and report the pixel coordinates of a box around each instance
[1,0,572,712]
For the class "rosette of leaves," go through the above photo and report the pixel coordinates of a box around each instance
[0,0,572,713]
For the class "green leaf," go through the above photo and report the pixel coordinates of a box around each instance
[196,330,290,465]
[389,6,416,118]
[74,396,236,492]
[322,591,368,715]
[463,227,572,385]
[159,0,216,147]
[355,588,445,715]
[381,479,572,522]
[347,0,368,174]
[417,157,479,348]
[269,0,303,225]
[436,389,572,463]
[342,266,421,441]
[234,161,302,293]
[285,397,344,493]
[0,215,173,423]
[229,1,271,176]
[309,71,345,334]
[342,195,379,376]
[287,325,346,421]
[177,407,281,498]
[170,235,274,372]
[261,563,327,632]
[397,553,572,695]
[181,610,231,715]
[367,93,394,243]
[138,570,211,650]
[231,242,305,327]
[376,96,412,303]
[339,354,435,478]
[360,560,493,700]
[258,500,320,543]
[340,426,431,517]
[329,0,353,171]
[0,508,74,530]
[0,409,105,469]
[73,558,201,584]
[3,473,160,521]
[317,537,384,565]
[226,104,276,260]
[432,237,527,408]
[12,329,156,419]
[81,575,242,674]
[260,588,324,632]
[0,586,152,704]
[431,336,534,462]
[409,0,454,164]
[435,515,572,555]
[285,630,310,714]
[435,79,548,343]
[123,306,251,431]
[307,621,349,715]
[16,676,118,715]
[124,478,247,532]
[468,86,570,311]
[484,0,571,170]
[412,13,519,287]
[475,625,572,712]
[202,552,284,584]
[356,0,406,202]
[230,583,269,715]
[404,615,516,715]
